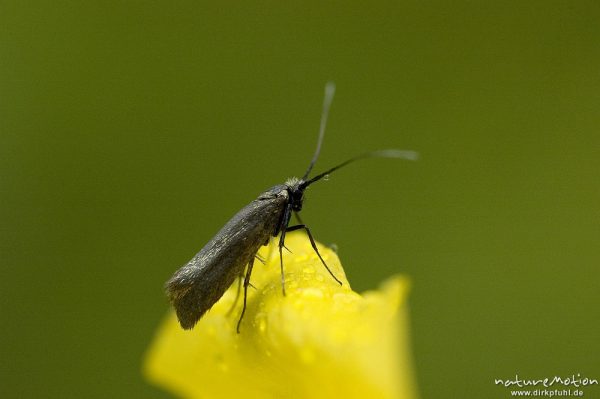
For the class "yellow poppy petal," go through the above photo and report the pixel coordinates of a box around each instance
[144,232,418,399]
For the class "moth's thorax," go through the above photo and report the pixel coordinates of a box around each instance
[259,178,307,211]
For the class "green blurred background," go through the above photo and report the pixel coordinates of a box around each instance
[2,1,599,398]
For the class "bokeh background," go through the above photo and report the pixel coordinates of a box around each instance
[2,1,599,398]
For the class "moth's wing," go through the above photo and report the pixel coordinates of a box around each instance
[165,194,287,329]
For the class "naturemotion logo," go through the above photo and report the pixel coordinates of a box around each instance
[494,374,597,397]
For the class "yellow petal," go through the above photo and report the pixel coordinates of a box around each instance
[144,232,418,399]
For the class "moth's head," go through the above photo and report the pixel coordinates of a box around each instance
[285,177,308,212]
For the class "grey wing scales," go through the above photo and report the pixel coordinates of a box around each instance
[165,194,286,329]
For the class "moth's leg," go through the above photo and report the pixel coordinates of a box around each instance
[277,203,294,296]
[286,224,342,286]
[226,275,243,316]
[254,253,266,264]
[237,257,255,334]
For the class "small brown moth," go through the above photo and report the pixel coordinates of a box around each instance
[165,83,418,332]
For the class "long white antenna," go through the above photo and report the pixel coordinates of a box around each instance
[301,82,336,180]
[303,149,419,187]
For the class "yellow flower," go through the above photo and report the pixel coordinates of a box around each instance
[144,232,418,399]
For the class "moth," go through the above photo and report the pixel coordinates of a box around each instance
[165,82,418,332]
